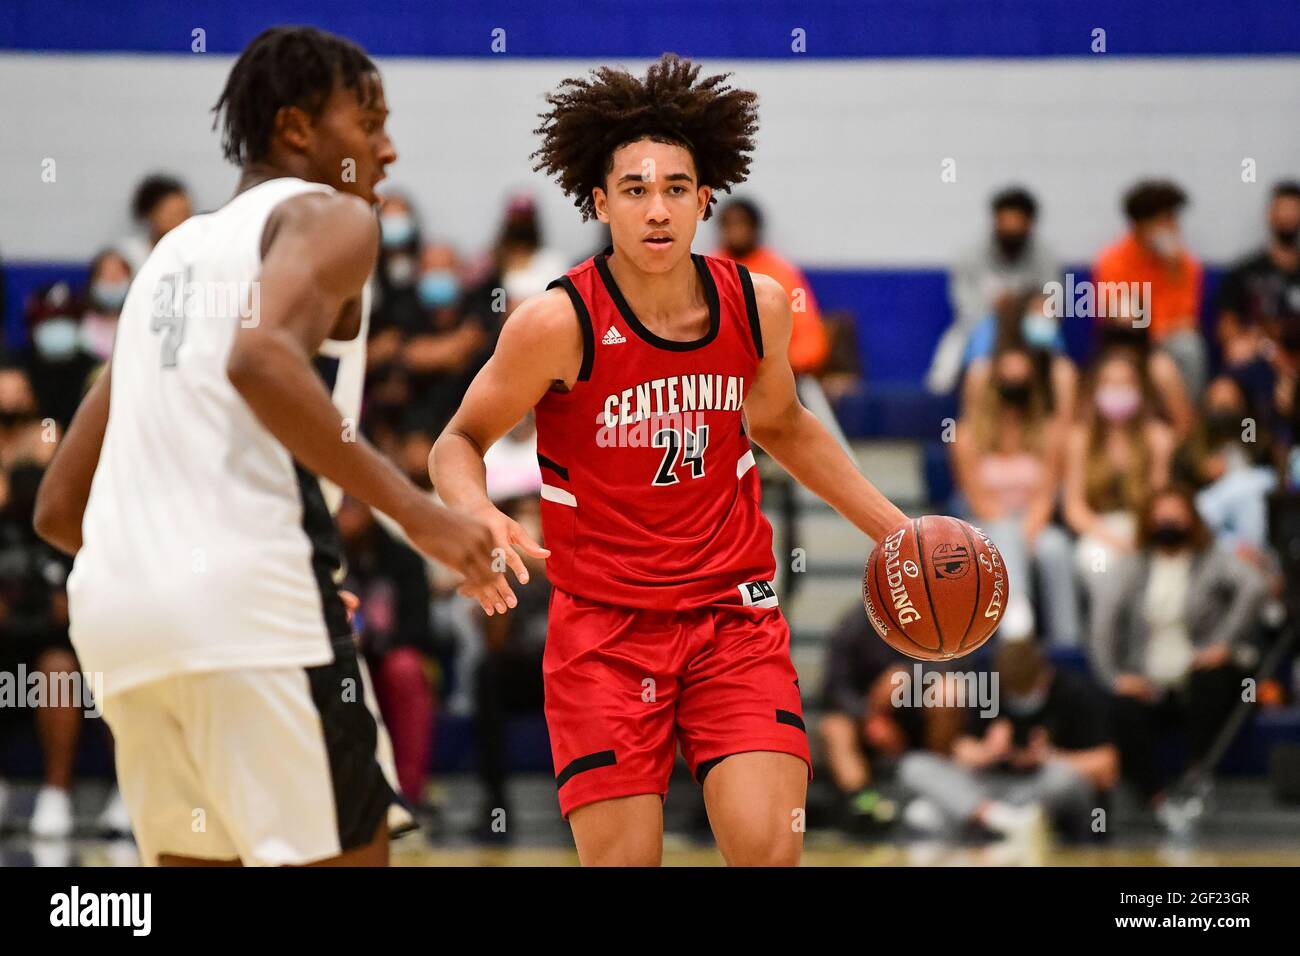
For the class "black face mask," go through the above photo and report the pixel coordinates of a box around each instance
[1272,225,1300,247]
[1150,523,1191,549]
[995,231,1028,258]
[996,380,1033,406]
[1205,410,1242,443]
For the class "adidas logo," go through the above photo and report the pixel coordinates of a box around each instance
[602,325,627,345]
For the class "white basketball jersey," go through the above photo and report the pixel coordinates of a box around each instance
[68,177,371,697]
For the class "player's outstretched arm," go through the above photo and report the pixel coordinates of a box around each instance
[227,191,496,586]
[429,288,581,615]
[742,273,908,543]
[32,365,110,554]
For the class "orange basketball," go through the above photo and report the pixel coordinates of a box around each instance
[862,516,1008,660]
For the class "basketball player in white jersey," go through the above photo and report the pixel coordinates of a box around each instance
[32,26,500,866]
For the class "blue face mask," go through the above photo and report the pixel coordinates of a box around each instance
[1022,312,1058,350]
[33,317,81,361]
[380,214,415,249]
[90,280,129,313]
[417,270,460,309]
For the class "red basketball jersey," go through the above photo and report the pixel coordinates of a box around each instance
[534,249,777,611]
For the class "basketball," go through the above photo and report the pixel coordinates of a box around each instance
[862,516,1007,660]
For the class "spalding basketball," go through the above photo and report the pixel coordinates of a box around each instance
[862,516,1007,660]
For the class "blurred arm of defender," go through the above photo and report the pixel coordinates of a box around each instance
[428,290,575,616]
[224,191,497,586]
[743,273,908,544]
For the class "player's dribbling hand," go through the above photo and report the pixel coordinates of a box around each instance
[456,505,551,617]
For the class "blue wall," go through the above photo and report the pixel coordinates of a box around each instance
[2,0,1297,57]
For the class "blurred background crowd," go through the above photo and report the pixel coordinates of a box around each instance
[2,165,1300,849]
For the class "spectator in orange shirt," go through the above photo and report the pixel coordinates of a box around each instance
[716,199,829,375]
[1092,180,1206,396]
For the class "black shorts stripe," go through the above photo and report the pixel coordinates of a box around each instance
[305,638,410,851]
[775,709,806,732]
[537,453,569,481]
[292,463,351,641]
[555,749,617,790]
[735,263,764,359]
[547,276,595,382]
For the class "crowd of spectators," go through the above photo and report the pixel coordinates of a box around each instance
[2,169,1298,849]
[823,178,1300,844]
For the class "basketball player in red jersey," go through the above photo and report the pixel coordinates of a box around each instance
[431,55,908,865]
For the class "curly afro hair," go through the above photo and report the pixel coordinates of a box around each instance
[532,54,759,221]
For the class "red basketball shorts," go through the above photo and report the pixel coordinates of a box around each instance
[543,587,812,818]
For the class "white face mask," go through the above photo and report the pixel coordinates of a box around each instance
[1149,227,1180,259]
[33,317,81,361]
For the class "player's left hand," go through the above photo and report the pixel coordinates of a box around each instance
[340,589,360,625]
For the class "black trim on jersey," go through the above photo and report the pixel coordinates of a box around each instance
[546,276,595,382]
[537,453,570,481]
[775,709,806,732]
[594,247,721,352]
[292,463,352,642]
[555,749,617,789]
[305,636,417,850]
[735,263,764,358]
[313,355,341,392]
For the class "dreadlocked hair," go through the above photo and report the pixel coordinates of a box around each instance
[212,25,378,166]
[531,53,759,221]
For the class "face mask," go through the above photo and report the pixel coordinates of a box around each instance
[1022,312,1058,350]
[994,231,1028,258]
[90,280,129,313]
[380,214,414,249]
[1005,687,1047,716]
[417,270,460,309]
[1205,410,1242,443]
[1150,523,1191,549]
[385,254,415,287]
[1148,227,1180,259]
[997,379,1033,406]
[1096,384,1141,422]
[1273,224,1300,247]
[32,317,81,362]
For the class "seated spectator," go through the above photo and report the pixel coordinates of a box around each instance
[337,495,439,810]
[473,495,548,839]
[952,338,1079,646]
[1104,485,1267,826]
[472,421,545,837]
[23,283,97,427]
[119,173,192,272]
[1172,376,1278,555]
[400,243,490,438]
[1091,320,1194,438]
[1215,180,1300,430]
[0,463,84,837]
[1064,349,1176,659]
[0,361,56,472]
[490,193,567,305]
[927,186,1060,394]
[898,639,1118,842]
[80,249,133,364]
[961,290,1079,428]
[818,605,962,835]
[715,198,830,375]
[1092,179,1206,396]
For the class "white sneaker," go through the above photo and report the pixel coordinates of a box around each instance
[29,785,74,839]
[903,797,947,835]
[96,787,133,836]
[981,801,1049,844]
